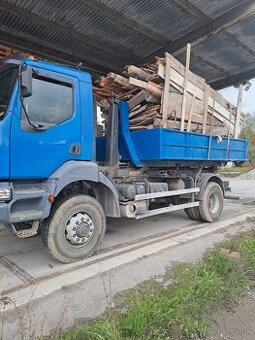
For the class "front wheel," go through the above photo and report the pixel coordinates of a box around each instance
[41,195,106,263]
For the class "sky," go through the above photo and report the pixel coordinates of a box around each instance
[220,79,255,115]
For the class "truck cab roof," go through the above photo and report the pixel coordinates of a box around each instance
[0,56,92,84]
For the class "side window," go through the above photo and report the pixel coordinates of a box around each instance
[21,75,73,131]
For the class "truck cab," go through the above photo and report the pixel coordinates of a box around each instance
[0,57,248,263]
[0,57,94,179]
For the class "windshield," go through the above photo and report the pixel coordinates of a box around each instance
[0,68,18,120]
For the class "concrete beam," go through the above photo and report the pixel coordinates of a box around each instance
[0,29,114,75]
[81,0,169,45]
[0,1,136,62]
[221,30,255,59]
[191,53,229,76]
[144,0,255,59]
[210,67,255,89]
[174,0,255,60]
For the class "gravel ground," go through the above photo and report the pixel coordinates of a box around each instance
[209,291,255,340]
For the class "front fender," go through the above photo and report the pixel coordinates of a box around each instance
[50,161,120,217]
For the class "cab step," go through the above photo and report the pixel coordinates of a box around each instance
[10,221,40,239]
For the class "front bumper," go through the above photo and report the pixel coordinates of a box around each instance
[0,183,12,223]
[0,182,51,224]
[0,202,9,223]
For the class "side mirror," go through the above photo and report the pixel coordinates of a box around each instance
[19,65,32,98]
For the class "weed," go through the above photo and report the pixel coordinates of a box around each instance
[60,229,255,340]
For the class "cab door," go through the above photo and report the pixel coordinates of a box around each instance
[10,69,82,179]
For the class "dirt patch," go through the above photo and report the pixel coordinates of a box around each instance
[209,291,255,340]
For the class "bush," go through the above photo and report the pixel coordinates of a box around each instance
[240,114,255,163]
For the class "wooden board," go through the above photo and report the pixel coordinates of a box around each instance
[94,47,246,137]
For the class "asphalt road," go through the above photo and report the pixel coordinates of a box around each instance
[0,177,254,339]
[0,178,254,295]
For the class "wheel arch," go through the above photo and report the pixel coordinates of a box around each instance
[50,161,120,217]
[197,173,225,200]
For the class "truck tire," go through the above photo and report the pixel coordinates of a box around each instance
[41,195,106,263]
[184,208,196,220]
[198,182,223,223]
[193,207,205,222]
[184,207,203,221]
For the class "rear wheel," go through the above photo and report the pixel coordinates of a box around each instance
[184,206,203,221]
[192,206,205,222]
[41,195,106,263]
[184,207,196,220]
[198,182,223,222]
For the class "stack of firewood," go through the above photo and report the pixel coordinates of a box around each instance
[94,48,245,137]
[94,64,164,130]
[94,63,164,131]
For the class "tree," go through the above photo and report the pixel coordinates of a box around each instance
[240,113,255,163]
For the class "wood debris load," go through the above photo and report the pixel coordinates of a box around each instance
[94,45,245,137]
[0,45,14,59]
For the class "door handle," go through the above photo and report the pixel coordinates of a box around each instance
[69,144,81,155]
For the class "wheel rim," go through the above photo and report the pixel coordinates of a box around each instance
[208,192,220,215]
[65,212,95,246]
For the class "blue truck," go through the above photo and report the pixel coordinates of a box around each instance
[0,56,248,263]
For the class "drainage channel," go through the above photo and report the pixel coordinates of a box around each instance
[0,256,34,284]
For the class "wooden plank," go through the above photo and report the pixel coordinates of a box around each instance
[187,94,195,132]
[160,61,245,126]
[126,65,151,81]
[107,72,134,90]
[130,126,147,130]
[157,63,165,80]
[129,78,162,97]
[129,104,148,118]
[130,110,158,125]
[144,93,161,104]
[165,51,206,90]
[127,90,146,110]
[167,120,202,132]
[202,84,209,134]
[167,70,238,130]
[94,48,245,136]
[181,43,191,131]
[164,52,244,125]
[99,77,125,95]
[94,91,112,98]
[161,53,172,128]
[209,100,216,135]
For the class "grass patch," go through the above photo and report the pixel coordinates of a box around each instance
[59,229,255,340]
[217,163,254,177]
[218,166,249,173]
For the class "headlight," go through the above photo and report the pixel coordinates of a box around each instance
[0,188,12,201]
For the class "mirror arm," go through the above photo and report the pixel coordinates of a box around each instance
[19,97,42,130]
